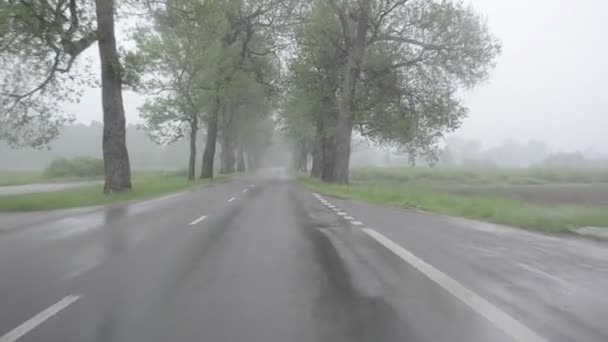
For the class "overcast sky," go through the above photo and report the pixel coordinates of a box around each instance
[67,0,608,153]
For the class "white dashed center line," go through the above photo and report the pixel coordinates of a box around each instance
[228,197,236,202]
[243,189,248,193]
[311,192,547,342]
[0,295,81,342]
[189,215,207,225]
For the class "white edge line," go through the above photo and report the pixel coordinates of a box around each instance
[344,216,354,220]
[189,215,207,225]
[0,295,81,342]
[351,221,364,226]
[228,197,236,202]
[361,228,547,342]
[337,212,347,216]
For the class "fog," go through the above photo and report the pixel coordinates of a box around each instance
[0,122,191,170]
[57,0,607,155]
[3,0,607,170]
[458,0,608,153]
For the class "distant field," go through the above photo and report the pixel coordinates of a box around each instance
[352,166,608,185]
[0,171,228,212]
[300,167,608,233]
[352,167,608,207]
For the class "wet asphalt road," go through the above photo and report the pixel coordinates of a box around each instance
[0,171,607,342]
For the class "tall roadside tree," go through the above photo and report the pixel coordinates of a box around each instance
[0,0,133,192]
[96,0,131,192]
[129,0,212,180]
[194,0,289,178]
[214,36,278,175]
[287,0,501,183]
[279,59,321,173]
[282,1,346,177]
[327,0,371,184]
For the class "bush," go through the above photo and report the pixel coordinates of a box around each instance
[43,157,105,178]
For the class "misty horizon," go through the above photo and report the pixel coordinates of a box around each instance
[58,0,608,155]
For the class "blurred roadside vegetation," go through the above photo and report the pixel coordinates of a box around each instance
[300,167,608,233]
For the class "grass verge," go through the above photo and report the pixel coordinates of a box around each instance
[0,171,55,186]
[0,173,230,212]
[352,166,608,185]
[0,170,187,187]
[299,177,608,233]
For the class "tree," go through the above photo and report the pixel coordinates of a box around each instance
[286,0,501,183]
[137,97,200,179]
[96,0,131,192]
[0,1,96,148]
[326,0,371,183]
[128,0,282,179]
[279,62,319,173]
[1,0,132,192]
[129,0,211,180]
[280,1,345,177]
[194,0,287,178]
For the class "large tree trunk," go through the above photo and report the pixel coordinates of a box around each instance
[293,141,308,173]
[95,0,131,193]
[246,152,257,171]
[237,147,246,172]
[200,96,219,179]
[220,133,235,174]
[299,145,308,173]
[330,0,371,184]
[219,99,236,174]
[310,108,322,178]
[332,114,353,184]
[310,135,322,178]
[187,116,198,181]
[320,96,338,182]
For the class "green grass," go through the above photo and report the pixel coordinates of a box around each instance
[0,171,49,186]
[0,171,104,186]
[0,173,230,212]
[351,166,608,185]
[0,170,189,187]
[299,177,608,233]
